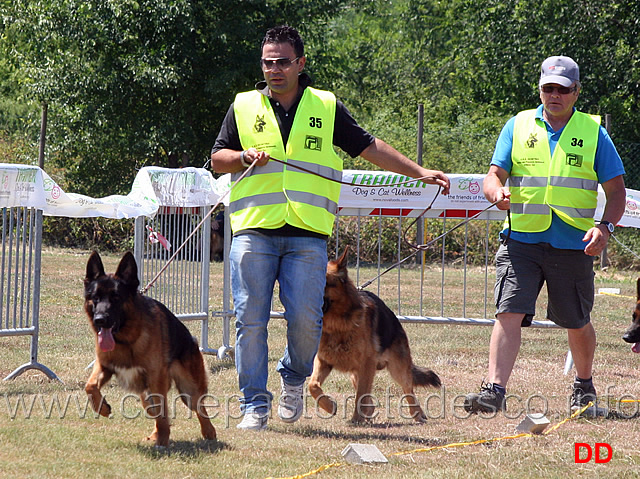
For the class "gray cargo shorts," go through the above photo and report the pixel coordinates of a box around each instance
[494,237,594,328]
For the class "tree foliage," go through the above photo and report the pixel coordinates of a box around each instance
[0,0,638,195]
[2,0,345,194]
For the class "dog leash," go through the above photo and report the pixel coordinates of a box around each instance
[142,156,440,294]
[610,232,640,261]
[144,155,497,294]
[140,157,260,294]
[358,199,504,290]
[268,157,441,188]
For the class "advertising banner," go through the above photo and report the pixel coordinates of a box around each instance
[1,163,638,228]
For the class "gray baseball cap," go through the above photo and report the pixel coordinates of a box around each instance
[539,56,580,87]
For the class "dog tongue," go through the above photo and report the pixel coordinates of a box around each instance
[632,343,640,354]
[98,328,115,352]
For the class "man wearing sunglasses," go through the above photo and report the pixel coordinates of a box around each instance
[464,56,626,416]
[211,25,450,431]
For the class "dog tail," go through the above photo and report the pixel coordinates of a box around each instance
[411,365,441,388]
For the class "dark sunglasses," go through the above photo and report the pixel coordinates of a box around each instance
[260,57,300,69]
[541,85,577,94]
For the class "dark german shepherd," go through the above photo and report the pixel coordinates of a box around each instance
[84,251,216,448]
[622,277,640,353]
[309,249,441,423]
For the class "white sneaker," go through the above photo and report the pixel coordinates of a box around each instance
[237,411,268,431]
[278,378,304,423]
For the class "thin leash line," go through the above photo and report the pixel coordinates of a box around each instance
[141,156,439,293]
[268,157,439,187]
[140,158,259,294]
[234,156,506,291]
[610,232,640,261]
[358,199,503,290]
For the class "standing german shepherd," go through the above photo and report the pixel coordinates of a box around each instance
[309,249,441,423]
[622,277,640,353]
[84,251,217,448]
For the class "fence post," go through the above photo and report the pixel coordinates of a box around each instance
[416,104,424,267]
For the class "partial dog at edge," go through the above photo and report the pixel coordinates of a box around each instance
[622,277,640,353]
[84,251,217,448]
[309,248,441,423]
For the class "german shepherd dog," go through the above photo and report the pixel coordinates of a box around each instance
[622,277,640,353]
[309,249,441,423]
[84,251,216,448]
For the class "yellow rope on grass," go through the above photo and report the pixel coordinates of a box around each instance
[599,291,636,299]
[387,432,533,457]
[266,403,593,479]
[265,462,345,479]
[543,402,592,435]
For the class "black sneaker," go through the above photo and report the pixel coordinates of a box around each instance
[571,381,597,411]
[464,382,506,414]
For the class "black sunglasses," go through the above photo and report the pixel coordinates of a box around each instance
[541,85,578,94]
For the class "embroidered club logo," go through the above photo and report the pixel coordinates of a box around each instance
[254,115,266,133]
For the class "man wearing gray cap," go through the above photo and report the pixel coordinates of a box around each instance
[464,55,626,415]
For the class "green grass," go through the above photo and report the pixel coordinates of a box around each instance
[1,247,640,478]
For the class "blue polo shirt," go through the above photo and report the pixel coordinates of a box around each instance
[491,105,625,250]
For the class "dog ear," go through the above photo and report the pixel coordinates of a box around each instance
[337,247,349,268]
[85,251,106,283]
[115,252,140,292]
[637,278,640,301]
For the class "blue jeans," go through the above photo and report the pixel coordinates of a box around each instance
[230,233,327,414]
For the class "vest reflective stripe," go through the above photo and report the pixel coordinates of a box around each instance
[509,177,547,188]
[286,190,338,213]
[549,176,598,190]
[228,190,338,215]
[231,160,284,180]
[230,158,343,183]
[509,109,600,232]
[287,159,343,182]
[552,204,596,218]
[509,176,598,191]
[510,203,550,215]
[229,192,287,213]
[230,88,343,235]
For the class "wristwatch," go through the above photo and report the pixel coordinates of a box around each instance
[599,220,614,234]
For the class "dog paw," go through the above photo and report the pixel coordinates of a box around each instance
[202,426,217,441]
[99,402,112,418]
[317,395,338,416]
[349,416,372,425]
[413,414,427,424]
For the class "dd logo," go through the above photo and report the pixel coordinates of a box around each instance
[574,443,612,463]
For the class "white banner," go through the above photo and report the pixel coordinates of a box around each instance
[341,171,487,210]
[1,163,638,228]
[339,170,640,229]
[0,164,218,218]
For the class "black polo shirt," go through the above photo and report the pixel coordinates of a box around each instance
[211,73,374,238]
[211,73,375,157]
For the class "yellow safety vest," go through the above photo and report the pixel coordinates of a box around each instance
[230,87,343,235]
[509,109,600,232]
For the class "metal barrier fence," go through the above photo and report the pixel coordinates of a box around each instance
[215,206,565,362]
[1,207,59,381]
[338,207,561,328]
[133,205,217,354]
